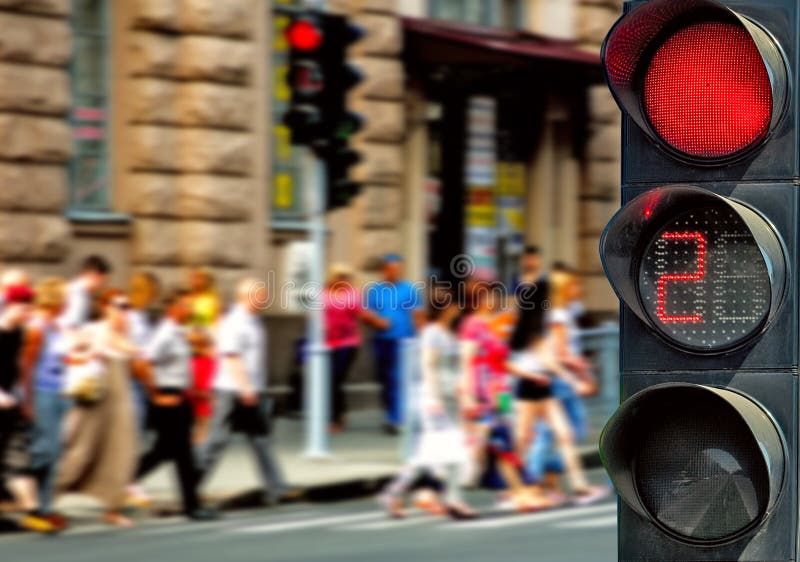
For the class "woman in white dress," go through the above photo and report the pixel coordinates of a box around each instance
[378,289,476,520]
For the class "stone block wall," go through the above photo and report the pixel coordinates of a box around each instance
[120,0,261,290]
[575,0,623,314]
[0,2,71,267]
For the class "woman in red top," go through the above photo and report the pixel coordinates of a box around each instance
[458,281,551,512]
[323,264,387,432]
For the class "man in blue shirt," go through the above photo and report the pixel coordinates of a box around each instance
[366,254,424,434]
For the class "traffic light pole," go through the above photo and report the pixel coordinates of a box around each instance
[303,148,331,458]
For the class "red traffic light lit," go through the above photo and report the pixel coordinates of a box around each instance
[602,0,788,165]
[643,22,772,159]
[286,19,323,51]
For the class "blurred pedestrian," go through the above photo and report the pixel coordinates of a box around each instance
[186,267,222,444]
[0,269,31,312]
[366,254,424,434]
[59,255,110,330]
[22,278,70,530]
[58,290,140,528]
[128,271,161,431]
[548,269,596,389]
[510,246,548,352]
[379,289,476,520]
[197,278,293,505]
[510,320,607,505]
[0,284,54,533]
[324,264,388,433]
[128,290,217,521]
[459,281,545,511]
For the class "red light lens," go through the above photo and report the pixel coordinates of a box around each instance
[286,20,323,51]
[643,22,772,159]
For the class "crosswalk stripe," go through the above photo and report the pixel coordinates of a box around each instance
[555,514,617,530]
[340,515,437,531]
[442,502,616,530]
[234,511,382,534]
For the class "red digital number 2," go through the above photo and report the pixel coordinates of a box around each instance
[656,231,707,324]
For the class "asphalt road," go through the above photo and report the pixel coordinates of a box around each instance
[0,471,616,562]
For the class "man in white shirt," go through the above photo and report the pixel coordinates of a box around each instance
[197,278,290,504]
[131,290,216,521]
[58,255,110,329]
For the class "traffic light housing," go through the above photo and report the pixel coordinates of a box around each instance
[283,11,364,211]
[598,1,799,560]
[283,13,326,145]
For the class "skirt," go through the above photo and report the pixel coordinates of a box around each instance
[57,359,137,510]
[409,405,469,468]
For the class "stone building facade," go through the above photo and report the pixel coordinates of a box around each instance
[0,0,624,402]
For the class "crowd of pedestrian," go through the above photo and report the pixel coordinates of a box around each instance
[0,246,608,534]
[0,256,295,534]
[365,248,609,519]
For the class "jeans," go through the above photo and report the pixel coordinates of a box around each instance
[526,379,588,482]
[373,339,403,425]
[30,389,70,513]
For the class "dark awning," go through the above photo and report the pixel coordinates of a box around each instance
[403,17,602,71]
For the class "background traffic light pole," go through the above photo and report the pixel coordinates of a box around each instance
[303,146,330,458]
[284,0,364,457]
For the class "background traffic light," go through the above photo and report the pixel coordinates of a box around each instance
[283,11,364,211]
[598,1,799,560]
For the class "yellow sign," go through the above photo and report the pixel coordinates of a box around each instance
[467,204,496,227]
[274,124,292,162]
[274,173,294,209]
[273,14,290,51]
[497,162,525,197]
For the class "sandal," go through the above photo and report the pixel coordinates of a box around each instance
[377,494,407,519]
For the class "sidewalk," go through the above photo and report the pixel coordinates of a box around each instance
[6,408,608,527]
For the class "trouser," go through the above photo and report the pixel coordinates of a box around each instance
[136,394,198,514]
[29,389,70,514]
[197,391,286,501]
[330,346,357,424]
[131,379,149,434]
[373,339,402,425]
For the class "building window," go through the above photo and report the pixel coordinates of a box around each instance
[271,2,306,224]
[430,0,522,27]
[69,0,111,212]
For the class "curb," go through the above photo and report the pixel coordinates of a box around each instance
[217,446,603,510]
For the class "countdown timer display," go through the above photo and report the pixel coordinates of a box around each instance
[638,207,771,351]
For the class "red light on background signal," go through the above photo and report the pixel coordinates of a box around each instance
[286,19,323,51]
[643,22,772,159]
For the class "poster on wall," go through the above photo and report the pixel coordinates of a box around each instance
[464,97,498,280]
[497,161,526,255]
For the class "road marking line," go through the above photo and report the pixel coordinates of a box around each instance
[233,511,382,534]
[442,502,616,530]
[339,515,438,531]
[555,514,617,529]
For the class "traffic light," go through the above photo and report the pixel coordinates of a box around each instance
[283,11,364,211]
[597,1,798,560]
[316,14,364,211]
[283,13,326,145]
